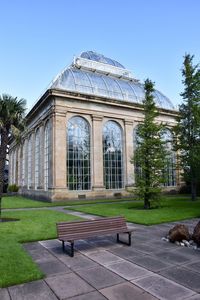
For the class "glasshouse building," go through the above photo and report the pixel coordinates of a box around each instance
[9,51,179,201]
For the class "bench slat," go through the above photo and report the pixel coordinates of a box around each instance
[56,216,133,256]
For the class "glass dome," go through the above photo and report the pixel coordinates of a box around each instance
[50,51,175,111]
[80,51,125,69]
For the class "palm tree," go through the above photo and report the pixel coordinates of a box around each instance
[0,94,26,219]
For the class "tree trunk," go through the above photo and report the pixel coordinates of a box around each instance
[191,179,197,201]
[0,129,9,219]
[144,192,150,209]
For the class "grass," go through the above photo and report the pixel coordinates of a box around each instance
[2,195,131,209]
[0,210,80,288]
[67,195,200,225]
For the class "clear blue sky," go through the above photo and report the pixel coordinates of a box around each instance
[0,0,199,111]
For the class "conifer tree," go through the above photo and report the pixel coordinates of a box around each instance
[175,54,200,201]
[133,79,167,209]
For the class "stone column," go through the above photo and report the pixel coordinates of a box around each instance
[124,120,134,187]
[52,110,67,189]
[92,115,104,190]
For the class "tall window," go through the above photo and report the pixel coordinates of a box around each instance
[27,135,32,189]
[44,121,50,190]
[67,116,91,190]
[35,128,40,189]
[103,121,124,189]
[133,125,142,179]
[162,129,176,186]
[22,142,26,186]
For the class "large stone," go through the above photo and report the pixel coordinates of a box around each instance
[168,224,190,242]
[192,220,200,246]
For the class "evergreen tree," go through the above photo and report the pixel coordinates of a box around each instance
[175,54,200,201]
[133,79,167,209]
[0,94,26,219]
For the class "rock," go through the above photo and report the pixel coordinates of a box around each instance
[182,239,190,247]
[192,220,200,246]
[162,237,169,242]
[180,242,185,246]
[168,224,190,242]
[175,241,180,246]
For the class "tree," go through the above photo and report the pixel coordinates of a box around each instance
[133,79,167,209]
[175,54,200,201]
[0,94,26,218]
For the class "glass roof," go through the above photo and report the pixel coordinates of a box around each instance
[50,52,175,111]
[80,51,125,69]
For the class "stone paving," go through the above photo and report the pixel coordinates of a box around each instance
[1,209,200,300]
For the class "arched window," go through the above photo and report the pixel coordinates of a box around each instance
[22,142,26,186]
[35,128,40,189]
[103,121,124,189]
[133,125,142,179]
[161,129,176,187]
[67,116,91,190]
[44,121,50,190]
[27,135,32,189]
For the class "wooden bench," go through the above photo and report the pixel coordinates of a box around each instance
[56,216,134,257]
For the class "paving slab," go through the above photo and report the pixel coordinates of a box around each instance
[128,255,173,272]
[160,266,200,293]
[39,239,61,249]
[76,266,125,289]
[0,289,10,300]
[37,259,71,276]
[172,247,200,261]
[26,248,56,262]
[186,294,200,299]
[100,282,158,300]
[133,274,195,300]
[67,291,107,300]
[106,261,153,280]
[152,250,191,264]
[185,261,200,273]
[84,250,123,265]
[45,273,94,299]
[23,242,45,251]
[131,242,162,254]
[8,280,58,300]
[55,253,98,270]
[109,246,141,258]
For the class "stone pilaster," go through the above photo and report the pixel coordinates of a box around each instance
[92,115,104,190]
[52,111,67,189]
[124,120,134,187]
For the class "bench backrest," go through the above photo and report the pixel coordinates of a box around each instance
[57,216,128,240]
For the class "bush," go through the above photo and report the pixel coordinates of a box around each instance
[8,184,19,193]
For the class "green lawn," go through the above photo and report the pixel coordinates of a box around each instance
[67,196,200,225]
[0,210,80,288]
[2,195,131,209]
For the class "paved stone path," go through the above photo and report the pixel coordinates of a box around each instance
[1,207,200,300]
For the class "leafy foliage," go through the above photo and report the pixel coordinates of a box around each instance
[0,94,26,218]
[133,79,167,209]
[175,54,200,200]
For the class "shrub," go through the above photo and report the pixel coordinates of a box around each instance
[8,184,19,193]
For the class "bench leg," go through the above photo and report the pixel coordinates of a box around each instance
[117,233,132,246]
[62,241,65,252]
[71,242,74,257]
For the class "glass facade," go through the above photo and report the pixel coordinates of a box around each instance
[103,121,124,189]
[35,128,40,189]
[27,135,32,189]
[67,116,91,190]
[22,142,26,186]
[44,121,50,190]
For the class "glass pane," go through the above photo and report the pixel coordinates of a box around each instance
[103,121,124,189]
[67,116,91,190]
